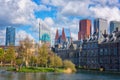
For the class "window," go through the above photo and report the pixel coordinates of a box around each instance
[100,49,103,55]
[104,48,108,55]
[84,44,86,48]
[114,48,117,55]
[95,43,98,48]
[88,44,90,48]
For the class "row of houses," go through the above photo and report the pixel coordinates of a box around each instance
[54,31,120,72]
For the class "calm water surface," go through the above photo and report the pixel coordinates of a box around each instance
[0,69,120,80]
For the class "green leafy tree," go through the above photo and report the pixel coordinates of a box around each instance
[30,55,37,67]
[0,48,4,66]
[48,54,54,67]
[63,60,76,72]
[38,44,48,67]
[15,58,23,70]
[49,52,63,68]
[4,46,16,66]
[16,58,23,66]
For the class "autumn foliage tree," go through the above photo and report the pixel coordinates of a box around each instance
[18,37,34,67]
[63,60,76,72]
[0,48,4,66]
[4,46,16,66]
[49,53,63,68]
[38,44,48,67]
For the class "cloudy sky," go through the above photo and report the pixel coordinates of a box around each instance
[0,0,120,45]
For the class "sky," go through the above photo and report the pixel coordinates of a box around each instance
[0,0,120,45]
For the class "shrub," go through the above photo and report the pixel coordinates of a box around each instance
[63,60,76,72]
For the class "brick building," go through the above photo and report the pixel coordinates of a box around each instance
[78,19,91,40]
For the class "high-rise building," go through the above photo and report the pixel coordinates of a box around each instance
[110,21,120,34]
[5,27,15,46]
[94,18,108,39]
[78,19,91,40]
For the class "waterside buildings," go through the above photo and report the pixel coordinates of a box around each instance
[54,18,120,72]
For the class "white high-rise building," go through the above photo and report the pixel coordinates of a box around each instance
[94,18,108,40]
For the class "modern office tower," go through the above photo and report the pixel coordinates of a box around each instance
[5,27,15,46]
[110,21,120,34]
[78,19,91,40]
[94,18,108,39]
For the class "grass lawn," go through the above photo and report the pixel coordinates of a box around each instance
[7,67,64,73]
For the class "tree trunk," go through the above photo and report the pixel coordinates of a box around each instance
[25,60,29,67]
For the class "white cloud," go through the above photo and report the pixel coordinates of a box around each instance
[44,17,54,26]
[71,33,78,40]
[41,0,66,7]
[61,0,91,17]
[0,0,51,26]
[90,6,120,22]
[91,0,120,6]
[38,5,51,11]
[16,30,34,45]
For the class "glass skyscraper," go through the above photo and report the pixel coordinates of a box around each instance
[110,21,120,34]
[5,27,15,46]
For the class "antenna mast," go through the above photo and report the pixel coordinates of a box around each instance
[39,22,40,41]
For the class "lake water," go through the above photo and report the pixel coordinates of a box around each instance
[0,69,120,80]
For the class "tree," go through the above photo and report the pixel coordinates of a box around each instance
[49,52,63,68]
[30,55,37,67]
[16,58,23,66]
[63,60,76,72]
[38,44,48,67]
[4,46,16,66]
[0,48,4,66]
[18,37,34,67]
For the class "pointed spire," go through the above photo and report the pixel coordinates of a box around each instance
[55,29,59,40]
[62,28,66,41]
